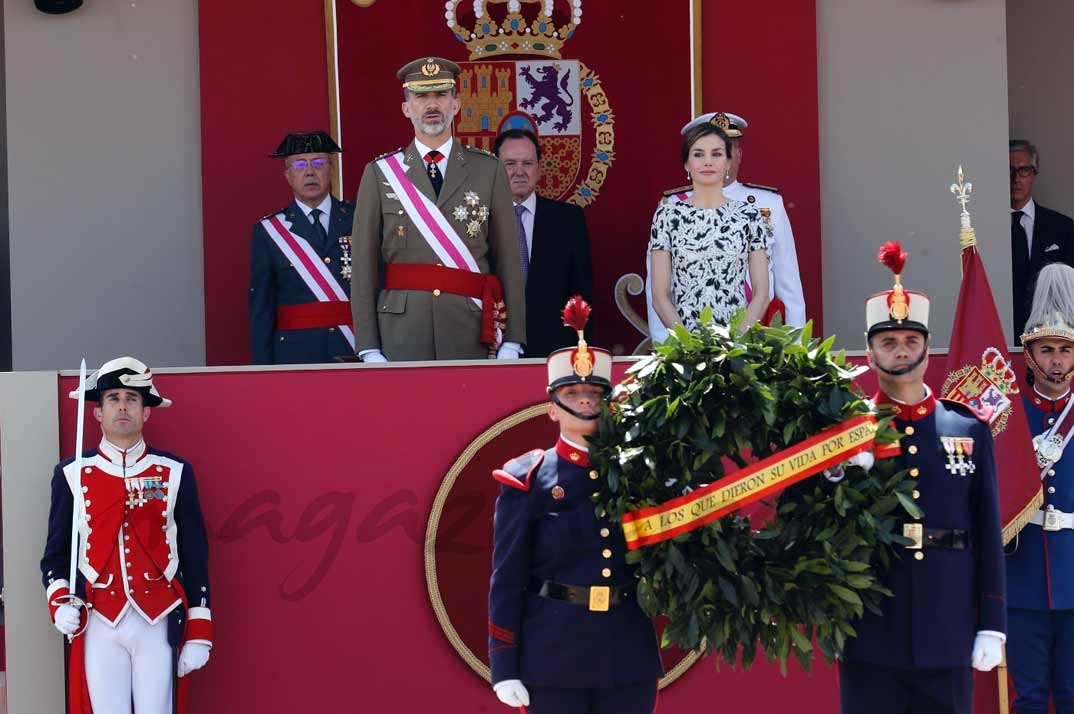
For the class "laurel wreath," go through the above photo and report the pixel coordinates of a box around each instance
[588,310,919,673]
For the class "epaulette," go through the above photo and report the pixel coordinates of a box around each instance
[464,144,496,158]
[741,181,780,194]
[260,207,289,221]
[372,148,403,162]
[493,449,545,491]
[940,398,993,423]
[662,184,692,198]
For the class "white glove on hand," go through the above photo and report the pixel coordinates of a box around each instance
[496,342,522,360]
[53,604,81,636]
[971,632,1004,672]
[493,679,530,707]
[178,642,211,678]
[361,350,388,363]
[847,451,875,473]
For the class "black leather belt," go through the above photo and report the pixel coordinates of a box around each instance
[903,524,970,550]
[530,579,633,612]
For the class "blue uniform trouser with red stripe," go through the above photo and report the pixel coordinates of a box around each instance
[1008,607,1074,714]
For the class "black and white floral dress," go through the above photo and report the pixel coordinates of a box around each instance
[648,200,770,330]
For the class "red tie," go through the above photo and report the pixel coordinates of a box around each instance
[425,151,444,197]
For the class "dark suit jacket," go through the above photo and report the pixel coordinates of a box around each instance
[1014,202,1074,340]
[525,196,594,358]
[249,197,355,364]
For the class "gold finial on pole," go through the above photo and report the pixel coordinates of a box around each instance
[950,165,977,249]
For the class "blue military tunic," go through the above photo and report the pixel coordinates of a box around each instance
[842,390,1006,669]
[1008,389,1074,609]
[249,197,355,364]
[1005,388,1074,714]
[488,437,664,689]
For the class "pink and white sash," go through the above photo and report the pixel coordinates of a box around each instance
[261,214,355,350]
[376,152,482,309]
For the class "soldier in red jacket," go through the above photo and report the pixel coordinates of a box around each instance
[41,357,212,713]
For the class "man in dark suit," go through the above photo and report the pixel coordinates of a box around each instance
[493,129,593,358]
[249,131,356,364]
[1011,139,1074,341]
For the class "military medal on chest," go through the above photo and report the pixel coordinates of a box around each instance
[941,436,975,476]
[125,474,166,509]
[338,235,352,281]
[452,190,490,237]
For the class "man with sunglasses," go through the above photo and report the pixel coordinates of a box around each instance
[1010,139,1074,341]
[249,131,357,364]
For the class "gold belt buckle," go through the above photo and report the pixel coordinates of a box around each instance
[1044,510,1062,532]
[903,523,923,549]
[588,586,611,612]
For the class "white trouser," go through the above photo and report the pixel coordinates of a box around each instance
[84,609,173,714]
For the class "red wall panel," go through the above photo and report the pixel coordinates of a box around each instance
[49,357,1007,713]
[199,2,822,364]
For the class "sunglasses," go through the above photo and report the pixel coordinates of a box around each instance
[289,158,330,171]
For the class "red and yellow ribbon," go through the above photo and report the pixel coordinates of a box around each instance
[621,415,879,550]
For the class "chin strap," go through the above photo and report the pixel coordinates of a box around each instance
[549,393,603,421]
[1025,349,1074,386]
[873,350,928,377]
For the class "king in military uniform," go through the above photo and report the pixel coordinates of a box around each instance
[1007,263,1074,714]
[350,56,526,362]
[41,357,213,713]
[249,131,357,364]
[488,297,663,713]
[838,244,1005,714]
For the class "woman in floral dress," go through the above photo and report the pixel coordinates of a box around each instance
[649,122,771,333]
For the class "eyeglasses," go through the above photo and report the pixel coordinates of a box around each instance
[1010,166,1037,178]
[288,158,330,171]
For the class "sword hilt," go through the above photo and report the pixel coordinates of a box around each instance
[50,591,90,641]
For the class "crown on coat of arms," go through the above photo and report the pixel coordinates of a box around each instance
[980,347,1019,397]
[445,0,582,60]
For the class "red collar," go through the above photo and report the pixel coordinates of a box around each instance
[556,437,591,467]
[874,389,936,421]
[1031,388,1072,414]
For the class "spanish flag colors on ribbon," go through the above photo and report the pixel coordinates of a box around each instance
[939,207,1041,545]
[621,415,878,550]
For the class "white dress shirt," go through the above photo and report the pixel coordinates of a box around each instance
[513,191,538,260]
[414,137,453,180]
[1013,198,1036,257]
[294,194,332,234]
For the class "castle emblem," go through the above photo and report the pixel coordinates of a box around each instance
[446,0,614,207]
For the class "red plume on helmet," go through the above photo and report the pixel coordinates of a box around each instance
[877,241,907,277]
[877,241,909,321]
[561,295,592,335]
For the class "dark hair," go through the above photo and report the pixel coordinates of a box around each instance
[493,128,542,160]
[681,124,732,164]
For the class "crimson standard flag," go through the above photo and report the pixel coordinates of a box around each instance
[940,184,1042,544]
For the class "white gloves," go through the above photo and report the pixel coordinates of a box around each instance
[496,342,522,360]
[178,642,211,677]
[361,350,388,363]
[847,451,875,472]
[823,451,876,483]
[53,604,81,636]
[971,632,1004,672]
[493,679,530,707]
